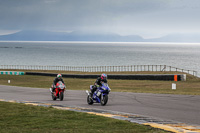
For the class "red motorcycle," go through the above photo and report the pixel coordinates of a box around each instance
[50,81,66,101]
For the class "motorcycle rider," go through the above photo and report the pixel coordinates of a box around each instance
[90,73,107,97]
[50,74,65,93]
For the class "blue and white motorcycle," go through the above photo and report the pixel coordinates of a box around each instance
[86,82,111,106]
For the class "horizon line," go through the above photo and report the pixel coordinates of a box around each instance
[1,40,200,45]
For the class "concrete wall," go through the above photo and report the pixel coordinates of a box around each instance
[26,72,186,81]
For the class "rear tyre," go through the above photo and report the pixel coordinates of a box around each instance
[101,95,108,106]
[60,91,64,101]
[87,95,93,105]
[52,93,56,100]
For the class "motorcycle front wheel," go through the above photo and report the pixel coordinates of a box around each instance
[101,95,108,106]
[60,91,64,101]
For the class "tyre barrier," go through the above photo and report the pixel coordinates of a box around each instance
[26,72,186,81]
[0,71,25,75]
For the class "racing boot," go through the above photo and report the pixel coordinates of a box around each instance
[49,88,53,93]
[50,87,55,93]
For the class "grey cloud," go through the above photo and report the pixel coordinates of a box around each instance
[1,0,200,38]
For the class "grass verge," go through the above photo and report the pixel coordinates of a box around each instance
[0,101,168,133]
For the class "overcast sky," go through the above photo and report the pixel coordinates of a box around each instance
[0,0,200,38]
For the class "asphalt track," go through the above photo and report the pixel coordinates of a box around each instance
[0,85,200,126]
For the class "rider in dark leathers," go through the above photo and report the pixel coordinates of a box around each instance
[51,74,65,92]
[90,73,107,96]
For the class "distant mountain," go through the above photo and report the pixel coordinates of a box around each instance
[146,33,200,43]
[0,30,68,41]
[0,30,200,42]
[0,30,144,42]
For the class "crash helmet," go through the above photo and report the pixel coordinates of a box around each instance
[57,74,62,78]
[101,73,107,80]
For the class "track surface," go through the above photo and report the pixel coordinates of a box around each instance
[0,85,199,125]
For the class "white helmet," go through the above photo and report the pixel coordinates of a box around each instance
[57,74,62,78]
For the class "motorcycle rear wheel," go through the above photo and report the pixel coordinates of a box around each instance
[52,93,56,100]
[101,95,108,106]
[87,95,93,105]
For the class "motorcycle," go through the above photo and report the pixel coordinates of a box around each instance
[86,82,111,106]
[50,81,66,101]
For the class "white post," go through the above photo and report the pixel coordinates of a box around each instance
[172,83,176,90]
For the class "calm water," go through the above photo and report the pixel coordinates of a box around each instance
[0,41,200,76]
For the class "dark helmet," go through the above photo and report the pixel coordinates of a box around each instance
[101,73,107,80]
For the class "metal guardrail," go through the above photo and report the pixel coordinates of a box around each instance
[0,65,198,77]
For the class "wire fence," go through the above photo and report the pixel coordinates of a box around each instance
[0,65,198,77]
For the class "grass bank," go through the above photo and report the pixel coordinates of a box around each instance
[0,101,168,133]
[0,70,200,95]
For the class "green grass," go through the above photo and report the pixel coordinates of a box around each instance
[0,101,168,133]
[0,70,195,132]
[0,71,200,95]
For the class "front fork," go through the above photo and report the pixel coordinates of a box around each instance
[55,89,61,97]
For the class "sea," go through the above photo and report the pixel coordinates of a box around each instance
[0,41,200,76]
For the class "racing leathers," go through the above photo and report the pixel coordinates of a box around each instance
[52,77,65,92]
[91,76,107,95]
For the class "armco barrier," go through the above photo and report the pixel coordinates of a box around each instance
[0,65,197,77]
[0,71,24,75]
[26,72,186,81]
